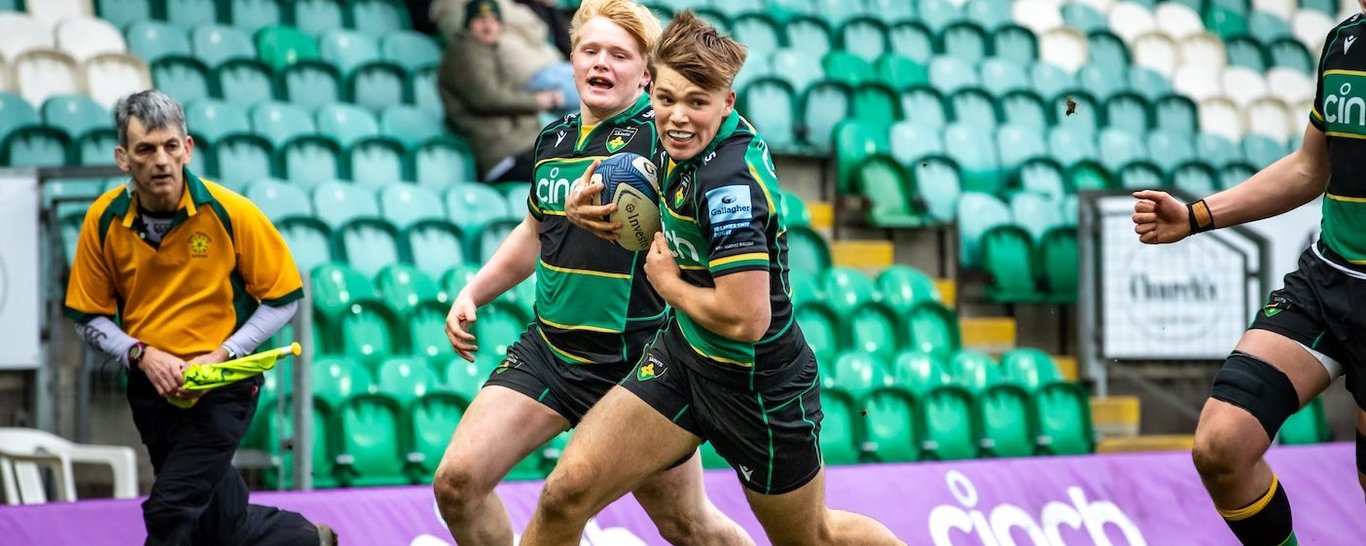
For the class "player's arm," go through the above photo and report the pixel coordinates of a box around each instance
[446,213,542,360]
[645,244,770,342]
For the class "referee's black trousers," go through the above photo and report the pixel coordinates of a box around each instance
[128,371,319,546]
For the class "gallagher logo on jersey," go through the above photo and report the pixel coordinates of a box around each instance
[706,185,752,224]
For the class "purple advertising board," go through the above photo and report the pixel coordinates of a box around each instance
[1,443,1359,545]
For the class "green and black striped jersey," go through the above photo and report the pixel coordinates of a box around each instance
[1311,12,1366,266]
[526,93,666,365]
[656,111,806,389]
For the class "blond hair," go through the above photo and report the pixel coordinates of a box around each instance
[650,11,747,92]
[570,0,662,59]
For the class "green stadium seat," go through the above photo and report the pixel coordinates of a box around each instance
[1117,161,1165,191]
[917,0,962,33]
[789,271,825,306]
[819,390,864,465]
[795,302,842,365]
[999,348,1062,391]
[316,103,379,147]
[939,21,989,64]
[312,180,379,229]
[1085,31,1129,73]
[153,56,214,103]
[853,156,929,227]
[865,0,915,21]
[992,25,1037,66]
[801,81,853,152]
[41,95,108,140]
[852,88,902,128]
[956,191,1010,268]
[1244,134,1288,168]
[890,120,943,167]
[245,177,311,221]
[272,355,372,488]
[1039,226,1078,302]
[381,31,442,72]
[876,266,939,315]
[888,21,934,64]
[948,87,997,128]
[979,58,1030,96]
[906,301,960,358]
[860,387,920,462]
[840,16,889,63]
[1048,125,1098,167]
[999,90,1048,131]
[0,92,40,140]
[1224,36,1266,71]
[98,0,155,29]
[126,21,189,63]
[409,389,466,480]
[443,356,486,402]
[337,297,402,362]
[1267,37,1313,74]
[414,138,477,190]
[1154,94,1199,134]
[996,124,1046,175]
[944,124,1001,194]
[928,56,979,94]
[376,263,440,317]
[950,349,998,390]
[255,25,319,70]
[1061,2,1107,33]
[732,14,782,58]
[335,217,403,278]
[380,105,445,150]
[351,0,410,38]
[1099,128,1147,173]
[213,59,275,106]
[1126,66,1171,101]
[310,261,376,321]
[828,351,893,399]
[1197,133,1242,170]
[1034,382,1095,455]
[1299,0,1337,15]
[292,0,346,37]
[1,127,72,167]
[899,86,948,130]
[192,24,255,67]
[1064,160,1114,192]
[74,129,118,166]
[874,54,927,91]
[787,225,831,279]
[441,260,478,297]
[822,267,878,318]
[230,0,284,33]
[784,15,833,59]
[823,51,873,87]
[473,300,530,365]
[277,219,334,274]
[1203,5,1248,39]
[848,305,904,363]
[280,138,343,186]
[1279,397,1330,445]
[1171,160,1219,195]
[166,0,220,31]
[408,299,454,362]
[252,102,317,149]
[976,380,1036,457]
[1247,10,1291,40]
[980,224,1041,302]
[1017,157,1067,199]
[1031,63,1075,100]
[920,385,978,460]
[779,190,811,228]
[769,48,823,92]
[408,222,468,279]
[278,61,342,110]
[377,356,440,400]
[890,350,948,396]
[335,390,409,486]
[214,134,275,181]
[1104,92,1152,137]
[379,184,444,229]
[740,77,799,152]
[318,29,381,74]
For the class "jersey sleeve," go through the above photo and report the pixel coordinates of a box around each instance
[64,203,118,323]
[696,140,779,277]
[1311,25,1334,130]
[232,199,304,306]
[527,130,548,221]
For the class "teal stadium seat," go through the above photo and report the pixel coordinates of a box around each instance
[979,59,1031,96]
[841,17,889,63]
[351,0,410,38]
[41,95,108,140]
[1017,157,1067,200]
[279,61,343,111]
[899,86,948,130]
[877,265,939,314]
[192,24,256,67]
[215,59,276,106]
[980,224,1041,302]
[166,0,219,31]
[795,302,842,365]
[230,0,284,33]
[784,16,833,59]
[335,215,403,278]
[1127,66,1171,101]
[1031,63,1075,100]
[917,0,962,33]
[126,21,190,63]
[940,21,989,64]
[732,14,782,58]
[414,137,477,191]
[98,0,155,29]
[991,25,1038,66]
[741,77,799,151]
[381,31,442,72]
[154,56,214,103]
[888,21,934,64]
[255,25,320,70]
[2,127,72,167]
[906,301,961,358]
[853,157,928,227]
[801,81,853,153]
[823,51,873,87]
[292,0,347,37]
[818,389,864,465]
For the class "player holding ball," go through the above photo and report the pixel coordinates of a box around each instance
[432,1,749,544]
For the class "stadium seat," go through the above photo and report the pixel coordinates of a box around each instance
[54,17,125,64]
[1224,36,1266,72]
[1196,132,1241,167]
[956,191,1011,269]
[311,261,377,320]
[779,190,811,228]
[214,133,275,181]
[784,15,833,59]
[877,266,939,315]
[1038,28,1087,73]
[943,123,1001,193]
[873,54,927,91]
[1047,125,1098,167]
[1279,397,1330,445]
[906,301,960,358]
[948,87,997,129]
[789,271,825,306]
[334,217,403,278]
[1017,157,1067,200]
[380,105,445,150]
[1062,2,1108,33]
[909,155,962,221]
[800,81,853,152]
[927,56,978,95]
[848,305,904,363]
[833,119,889,194]
[408,300,454,361]
[980,224,1041,302]
[978,58,1030,97]
[381,31,441,72]
[246,178,312,221]
[1,126,72,167]
[408,388,466,480]
[853,82,904,120]
[276,219,334,275]
[349,138,406,188]
[251,101,315,148]
[278,61,342,111]
[732,14,782,59]
[889,120,942,166]
[1039,226,1079,302]
[740,77,799,151]
[74,129,118,166]
[348,61,407,113]
[1146,130,1197,173]
[823,51,873,87]
[819,390,863,466]
[1153,2,1205,39]
[991,25,1038,67]
[335,297,402,362]
[1009,192,1063,242]
[1116,161,1164,191]
[860,387,920,462]
[472,301,529,366]
[999,348,1063,391]
[1034,383,1095,455]
[414,138,477,191]
[1030,63,1075,100]
[126,21,189,63]
[192,24,256,67]
[940,21,989,65]
[350,0,410,38]
[828,352,893,399]
[919,0,963,32]
[919,383,978,460]
[840,16,889,63]
[153,56,214,103]
[1170,160,1220,195]
[255,25,319,70]
[41,95,107,141]
[864,0,914,21]
[1132,32,1178,78]
[84,53,154,111]
[796,302,842,365]
[279,137,343,186]
[214,59,276,106]
[1246,97,1294,141]
[313,180,380,229]
[12,49,81,110]
[769,48,823,92]
[407,221,467,279]
[1127,66,1172,101]
[334,389,409,486]
[292,0,347,37]
[1066,161,1115,192]
[378,184,444,231]
[1099,128,1148,173]
[442,356,485,404]
[97,0,154,29]
[165,0,220,31]
[318,29,381,75]
[976,380,1037,457]
[995,124,1046,175]
[229,0,283,33]
[787,225,831,278]
[1104,92,1152,137]
[898,86,948,130]
[888,21,934,64]
[1243,134,1288,169]
[822,267,878,320]
[316,103,380,147]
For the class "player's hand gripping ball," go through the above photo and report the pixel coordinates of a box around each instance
[594,152,662,251]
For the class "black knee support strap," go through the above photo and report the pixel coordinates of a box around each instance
[1357,432,1366,475]
[1211,351,1301,440]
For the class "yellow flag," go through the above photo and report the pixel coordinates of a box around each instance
[169,343,301,409]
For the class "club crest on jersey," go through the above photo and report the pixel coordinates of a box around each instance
[637,355,665,381]
[605,127,638,154]
[189,232,210,257]
[674,173,692,207]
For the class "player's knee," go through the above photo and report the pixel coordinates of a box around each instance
[536,468,597,523]
[433,461,489,515]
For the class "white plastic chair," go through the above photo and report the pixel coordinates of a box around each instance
[1038,27,1088,73]
[13,49,84,108]
[1199,97,1246,141]
[1072,0,1117,15]
[1252,0,1296,20]
[27,0,94,29]
[1265,67,1316,104]
[1153,2,1206,40]
[55,16,127,63]
[1012,0,1064,34]
[1132,32,1179,78]
[0,427,137,505]
[1222,66,1270,108]
[84,53,152,110]
[1292,10,1334,55]
[0,55,9,92]
[1172,63,1224,102]
[1107,2,1157,43]
[1245,97,1295,141]
[1179,33,1228,72]
[0,12,56,60]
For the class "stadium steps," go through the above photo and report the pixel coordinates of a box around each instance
[830,239,894,268]
[808,201,833,230]
[958,316,1015,354]
[933,277,955,307]
[1052,354,1078,381]
[1091,395,1142,438]
[1095,435,1194,454]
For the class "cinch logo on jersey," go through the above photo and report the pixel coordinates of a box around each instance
[1321,71,1366,137]
[928,471,1147,546]
[536,166,573,206]
[664,227,701,262]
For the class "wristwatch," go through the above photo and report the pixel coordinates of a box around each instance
[127,342,147,367]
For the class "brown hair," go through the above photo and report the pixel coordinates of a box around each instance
[650,11,747,92]
[569,0,662,59]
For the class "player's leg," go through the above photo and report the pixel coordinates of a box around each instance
[630,452,754,546]
[741,470,902,546]
[521,385,701,546]
[433,384,568,545]
[1194,329,1333,546]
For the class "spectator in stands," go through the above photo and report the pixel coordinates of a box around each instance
[438,0,566,182]
[515,0,573,57]
[64,90,336,545]
[432,0,578,113]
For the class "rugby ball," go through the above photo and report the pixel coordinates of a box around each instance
[594,152,661,252]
